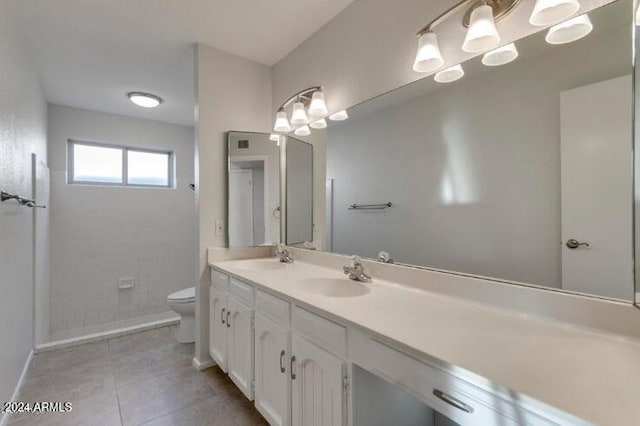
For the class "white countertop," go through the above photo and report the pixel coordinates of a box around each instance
[209,257,640,425]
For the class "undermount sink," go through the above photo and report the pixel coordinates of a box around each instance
[236,259,287,272]
[298,278,370,298]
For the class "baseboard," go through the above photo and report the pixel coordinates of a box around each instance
[0,349,33,426]
[192,356,216,371]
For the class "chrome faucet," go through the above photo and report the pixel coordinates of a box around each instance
[274,243,294,263]
[343,256,371,283]
[301,241,316,251]
[377,251,394,264]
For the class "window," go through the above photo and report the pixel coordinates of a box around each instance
[68,140,173,187]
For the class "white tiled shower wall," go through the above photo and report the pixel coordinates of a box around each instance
[48,104,196,337]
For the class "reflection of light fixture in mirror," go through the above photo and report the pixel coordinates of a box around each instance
[269,134,280,142]
[128,92,162,108]
[462,5,501,53]
[545,14,592,44]
[291,101,309,125]
[482,43,518,66]
[294,125,311,136]
[413,32,444,73]
[308,91,328,117]
[273,110,292,132]
[329,110,348,121]
[413,0,522,73]
[529,0,580,26]
[434,64,465,83]
[310,118,327,129]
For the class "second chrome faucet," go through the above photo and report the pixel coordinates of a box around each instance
[343,256,372,283]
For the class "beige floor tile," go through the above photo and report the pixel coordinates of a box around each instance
[113,343,194,388]
[117,367,216,426]
[28,341,111,378]
[108,327,174,359]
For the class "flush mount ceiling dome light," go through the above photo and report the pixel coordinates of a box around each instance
[128,92,162,108]
[272,86,333,136]
[529,0,580,26]
[545,13,592,44]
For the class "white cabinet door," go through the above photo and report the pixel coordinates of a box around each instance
[209,287,228,372]
[291,335,345,426]
[255,313,290,426]
[227,295,255,400]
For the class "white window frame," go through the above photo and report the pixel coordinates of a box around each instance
[67,139,174,188]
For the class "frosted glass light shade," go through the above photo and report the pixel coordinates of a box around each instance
[291,101,309,125]
[529,0,580,26]
[413,32,445,73]
[462,5,501,53]
[269,134,280,142]
[310,118,327,129]
[482,43,519,66]
[545,14,592,44]
[294,125,311,136]
[329,110,349,121]
[308,91,329,117]
[273,110,291,132]
[434,64,465,83]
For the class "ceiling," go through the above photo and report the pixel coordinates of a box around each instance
[11,0,354,126]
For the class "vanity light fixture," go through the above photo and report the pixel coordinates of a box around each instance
[273,86,329,135]
[482,43,519,66]
[310,118,327,129]
[529,0,580,26]
[434,64,465,83]
[545,14,592,44]
[329,110,349,121]
[294,125,311,136]
[413,32,445,73]
[128,92,162,108]
[462,4,501,53]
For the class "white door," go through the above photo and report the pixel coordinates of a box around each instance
[255,313,290,426]
[560,75,633,300]
[209,287,228,372]
[291,335,345,426]
[227,295,255,400]
[229,169,254,247]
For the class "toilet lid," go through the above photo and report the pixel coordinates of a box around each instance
[168,287,195,303]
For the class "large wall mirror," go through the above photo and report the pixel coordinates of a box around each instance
[318,0,636,302]
[227,132,314,247]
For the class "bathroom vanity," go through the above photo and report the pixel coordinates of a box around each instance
[208,254,640,425]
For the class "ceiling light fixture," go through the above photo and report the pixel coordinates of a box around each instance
[413,0,531,73]
[272,86,330,136]
[529,0,580,26]
[329,110,349,121]
[545,13,592,44]
[128,92,162,108]
[482,42,519,66]
[434,64,465,83]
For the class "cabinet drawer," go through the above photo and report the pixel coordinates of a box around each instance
[292,306,346,358]
[211,269,229,292]
[256,290,290,326]
[369,340,557,426]
[229,277,254,306]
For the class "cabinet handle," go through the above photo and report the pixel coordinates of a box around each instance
[280,350,286,373]
[226,311,231,328]
[221,308,226,325]
[433,389,474,414]
[290,355,296,380]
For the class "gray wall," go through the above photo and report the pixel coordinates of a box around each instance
[0,0,48,408]
[327,28,629,288]
[47,104,196,337]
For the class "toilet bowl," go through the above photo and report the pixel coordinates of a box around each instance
[167,287,196,343]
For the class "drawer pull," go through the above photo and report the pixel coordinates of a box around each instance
[221,308,226,325]
[433,389,474,414]
[290,356,296,380]
[280,350,286,373]
[226,311,231,328]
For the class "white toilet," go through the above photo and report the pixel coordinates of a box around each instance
[167,287,196,343]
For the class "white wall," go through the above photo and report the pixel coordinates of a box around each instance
[47,104,196,336]
[0,0,47,409]
[195,44,272,364]
[327,28,629,288]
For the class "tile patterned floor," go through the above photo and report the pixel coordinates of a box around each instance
[8,326,268,426]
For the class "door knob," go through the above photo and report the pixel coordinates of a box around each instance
[566,239,589,249]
